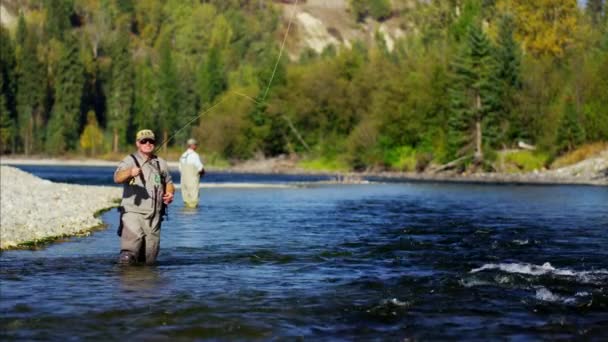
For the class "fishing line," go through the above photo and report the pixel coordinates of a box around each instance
[148,0,300,159]
[261,0,299,102]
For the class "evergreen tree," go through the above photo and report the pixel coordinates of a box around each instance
[586,0,604,26]
[0,26,16,153]
[448,24,498,164]
[557,97,586,152]
[197,46,227,109]
[133,58,159,134]
[494,14,523,143]
[107,27,134,152]
[16,26,46,155]
[157,34,179,150]
[0,67,14,153]
[45,0,73,41]
[177,64,198,143]
[46,33,84,154]
[16,13,26,47]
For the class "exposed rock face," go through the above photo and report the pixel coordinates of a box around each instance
[546,150,608,181]
[0,166,121,249]
[281,0,407,58]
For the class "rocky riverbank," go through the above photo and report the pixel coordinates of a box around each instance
[0,165,121,249]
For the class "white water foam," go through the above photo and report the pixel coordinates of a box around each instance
[388,298,409,307]
[470,262,608,284]
[535,287,577,304]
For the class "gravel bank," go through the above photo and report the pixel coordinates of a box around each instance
[0,165,121,249]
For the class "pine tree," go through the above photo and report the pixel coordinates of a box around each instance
[45,0,73,41]
[46,33,84,154]
[0,26,16,153]
[197,46,227,109]
[494,14,523,143]
[107,27,134,152]
[586,0,604,26]
[448,24,498,164]
[0,68,14,153]
[133,58,159,134]
[557,97,586,152]
[16,25,46,155]
[177,64,198,143]
[15,13,26,47]
[157,34,179,151]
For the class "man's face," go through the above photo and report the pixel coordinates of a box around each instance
[137,138,155,154]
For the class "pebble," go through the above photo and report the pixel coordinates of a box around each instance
[0,166,121,249]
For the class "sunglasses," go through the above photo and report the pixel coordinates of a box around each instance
[139,139,156,145]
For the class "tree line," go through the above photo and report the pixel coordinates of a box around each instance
[0,0,606,171]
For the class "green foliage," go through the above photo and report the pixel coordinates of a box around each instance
[0,26,16,153]
[45,0,73,40]
[107,26,134,152]
[494,14,523,144]
[503,151,549,172]
[157,33,179,144]
[384,145,417,171]
[133,58,158,133]
[16,24,46,155]
[46,33,84,154]
[0,70,15,153]
[197,46,227,108]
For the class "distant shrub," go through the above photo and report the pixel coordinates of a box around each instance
[504,151,549,172]
[384,146,416,171]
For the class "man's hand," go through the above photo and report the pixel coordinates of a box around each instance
[199,168,205,177]
[130,167,141,177]
[163,192,174,205]
[114,167,141,184]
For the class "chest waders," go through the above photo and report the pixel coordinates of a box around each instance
[117,154,167,237]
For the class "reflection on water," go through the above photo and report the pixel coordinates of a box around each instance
[1,166,607,339]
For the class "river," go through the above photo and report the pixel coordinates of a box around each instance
[1,165,607,340]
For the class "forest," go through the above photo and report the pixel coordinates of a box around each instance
[0,0,607,172]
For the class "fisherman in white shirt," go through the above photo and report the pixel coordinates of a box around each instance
[179,138,205,208]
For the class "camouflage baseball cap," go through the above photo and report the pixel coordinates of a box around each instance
[136,129,155,141]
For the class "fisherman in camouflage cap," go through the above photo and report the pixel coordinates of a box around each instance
[113,129,175,265]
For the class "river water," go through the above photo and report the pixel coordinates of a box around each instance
[1,165,607,340]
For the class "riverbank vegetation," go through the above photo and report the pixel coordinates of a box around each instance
[0,0,606,172]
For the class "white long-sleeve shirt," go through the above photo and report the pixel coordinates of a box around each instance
[179,148,204,172]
